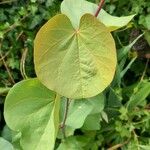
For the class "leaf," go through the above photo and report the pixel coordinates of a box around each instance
[34,14,116,99]
[139,145,150,150]
[1,125,12,142]
[82,113,101,130]
[57,136,83,150]
[4,79,60,150]
[66,101,93,129]
[145,31,150,45]
[66,94,104,129]
[61,0,135,31]
[46,0,54,7]
[11,131,22,150]
[101,111,109,123]
[0,137,14,150]
[0,87,11,95]
[127,81,150,110]
[139,14,150,30]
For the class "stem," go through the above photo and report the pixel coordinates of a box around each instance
[94,0,105,17]
[60,98,70,139]
[140,58,149,82]
[107,138,130,150]
[0,0,16,5]
[0,42,15,84]
[20,48,28,79]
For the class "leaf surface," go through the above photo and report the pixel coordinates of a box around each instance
[66,94,104,129]
[127,81,150,110]
[4,79,60,150]
[34,14,116,99]
[0,137,14,150]
[57,136,83,150]
[61,0,135,31]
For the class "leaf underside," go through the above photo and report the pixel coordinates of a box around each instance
[61,0,135,31]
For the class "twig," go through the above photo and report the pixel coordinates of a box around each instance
[60,98,70,139]
[107,138,130,150]
[20,48,28,79]
[3,14,30,34]
[132,130,140,150]
[94,0,105,17]
[0,50,10,62]
[16,31,24,41]
[0,0,16,5]
[0,43,15,84]
[0,87,11,95]
[140,58,149,82]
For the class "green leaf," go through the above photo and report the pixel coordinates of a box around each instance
[139,145,150,150]
[127,81,150,110]
[34,14,116,99]
[139,14,150,30]
[0,137,14,150]
[61,0,135,31]
[145,31,150,45]
[46,0,54,7]
[66,101,93,129]
[11,131,22,150]
[1,125,12,142]
[4,79,60,150]
[0,87,11,95]
[82,113,101,130]
[66,94,104,129]
[57,136,83,150]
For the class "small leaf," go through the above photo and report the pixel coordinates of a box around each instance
[34,14,116,99]
[65,94,104,129]
[4,79,60,150]
[57,136,83,150]
[145,31,150,45]
[0,87,10,95]
[139,145,150,150]
[61,0,135,31]
[66,100,93,129]
[127,81,150,110]
[82,113,101,130]
[101,111,109,123]
[0,137,14,150]
[1,125,12,142]
[46,0,54,7]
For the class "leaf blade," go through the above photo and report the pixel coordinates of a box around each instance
[61,0,135,31]
[34,14,116,99]
[4,79,60,150]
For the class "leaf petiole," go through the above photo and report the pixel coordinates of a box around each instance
[94,0,105,17]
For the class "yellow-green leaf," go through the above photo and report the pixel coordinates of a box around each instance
[34,14,116,99]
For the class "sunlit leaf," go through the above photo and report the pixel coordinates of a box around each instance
[61,0,135,31]
[34,14,116,99]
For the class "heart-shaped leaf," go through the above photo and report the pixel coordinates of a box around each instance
[34,14,116,99]
[4,79,60,150]
[61,0,135,31]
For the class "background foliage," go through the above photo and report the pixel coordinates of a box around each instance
[0,0,150,149]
